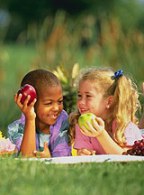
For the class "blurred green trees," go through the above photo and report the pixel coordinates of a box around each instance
[0,0,143,42]
[0,0,144,131]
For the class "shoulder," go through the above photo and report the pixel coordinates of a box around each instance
[8,117,24,133]
[55,110,69,132]
[59,110,68,120]
[58,110,69,125]
[125,122,140,132]
[124,121,143,139]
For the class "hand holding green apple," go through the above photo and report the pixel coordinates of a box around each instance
[78,113,105,137]
[78,113,96,131]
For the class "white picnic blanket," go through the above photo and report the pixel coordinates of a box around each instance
[20,155,144,164]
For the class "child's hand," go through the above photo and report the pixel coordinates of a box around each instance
[77,148,96,156]
[33,142,51,158]
[80,116,105,137]
[14,93,36,120]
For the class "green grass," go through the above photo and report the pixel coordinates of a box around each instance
[0,158,144,195]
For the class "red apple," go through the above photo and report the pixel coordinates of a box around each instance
[18,84,37,104]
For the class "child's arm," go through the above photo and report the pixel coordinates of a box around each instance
[139,82,144,129]
[15,93,37,157]
[81,117,127,154]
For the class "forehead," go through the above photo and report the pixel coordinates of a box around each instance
[79,80,96,90]
[39,85,63,99]
[79,79,103,94]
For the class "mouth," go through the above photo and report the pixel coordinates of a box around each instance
[79,108,89,114]
[51,113,59,120]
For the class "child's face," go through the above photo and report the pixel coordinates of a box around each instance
[77,80,109,120]
[35,85,63,128]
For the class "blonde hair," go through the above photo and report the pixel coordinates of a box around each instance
[69,67,140,146]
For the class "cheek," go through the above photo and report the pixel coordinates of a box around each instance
[59,104,63,111]
[77,100,79,107]
[77,100,81,109]
[36,105,50,115]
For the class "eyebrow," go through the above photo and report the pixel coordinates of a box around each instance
[48,97,63,101]
[78,91,93,94]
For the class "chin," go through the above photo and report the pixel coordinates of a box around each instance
[49,119,57,125]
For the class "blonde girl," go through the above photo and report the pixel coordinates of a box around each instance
[69,67,143,155]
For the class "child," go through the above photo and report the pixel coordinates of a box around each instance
[7,69,71,157]
[69,67,143,155]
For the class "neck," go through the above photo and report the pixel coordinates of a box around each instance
[36,121,50,134]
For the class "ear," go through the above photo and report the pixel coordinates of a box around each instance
[106,96,114,109]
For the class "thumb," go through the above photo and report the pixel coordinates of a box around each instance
[43,142,48,151]
[91,150,96,155]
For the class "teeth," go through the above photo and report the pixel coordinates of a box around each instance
[81,109,88,113]
[52,114,58,119]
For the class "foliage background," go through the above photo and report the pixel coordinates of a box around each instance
[0,0,144,131]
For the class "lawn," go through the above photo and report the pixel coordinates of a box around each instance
[0,157,144,195]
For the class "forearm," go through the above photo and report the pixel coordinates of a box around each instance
[20,119,36,157]
[97,131,125,154]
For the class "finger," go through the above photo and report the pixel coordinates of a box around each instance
[91,150,96,155]
[83,122,96,133]
[78,149,91,156]
[15,93,25,108]
[80,123,102,137]
[16,93,23,103]
[80,128,94,137]
[43,142,48,150]
[93,117,105,134]
[80,125,90,134]
[82,148,92,155]
[23,95,31,105]
[93,116,104,126]
[33,150,41,158]
[29,98,37,106]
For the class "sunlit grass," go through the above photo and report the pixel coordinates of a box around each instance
[0,158,144,195]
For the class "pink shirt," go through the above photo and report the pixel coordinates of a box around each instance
[74,122,143,154]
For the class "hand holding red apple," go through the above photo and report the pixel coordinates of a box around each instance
[17,84,37,105]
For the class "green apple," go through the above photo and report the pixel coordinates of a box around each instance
[78,113,96,131]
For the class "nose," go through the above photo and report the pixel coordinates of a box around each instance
[53,103,59,111]
[78,97,85,106]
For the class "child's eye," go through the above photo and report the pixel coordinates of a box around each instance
[58,100,63,105]
[77,94,82,99]
[44,102,52,106]
[86,95,92,97]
